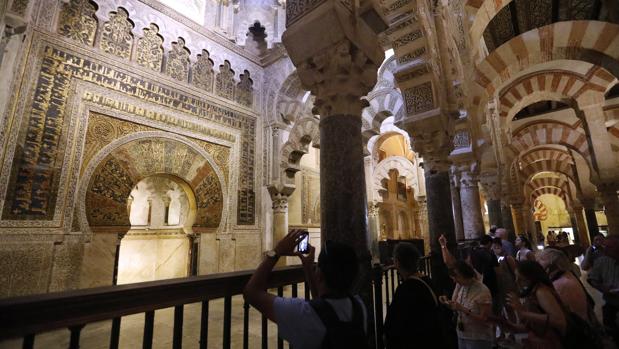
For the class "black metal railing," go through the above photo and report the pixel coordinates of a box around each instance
[0,266,305,349]
[0,257,432,349]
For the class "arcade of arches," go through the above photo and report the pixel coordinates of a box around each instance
[0,0,618,299]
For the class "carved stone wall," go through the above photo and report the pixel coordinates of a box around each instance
[0,0,272,293]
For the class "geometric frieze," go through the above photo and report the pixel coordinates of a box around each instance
[99,7,134,59]
[3,43,255,225]
[136,24,164,72]
[57,0,98,46]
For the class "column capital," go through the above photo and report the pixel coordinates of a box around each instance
[296,40,379,117]
[271,192,289,213]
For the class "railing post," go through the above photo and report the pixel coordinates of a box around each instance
[261,314,268,349]
[223,295,232,349]
[243,301,250,349]
[109,317,121,349]
[69,325,84,349]
[277,287,284,349]
[22,334,34,349]
[143,311,154,349]
[173,305,184,349]
[199,300,209,349]
[372,264,384,349]
[383,269,390,306]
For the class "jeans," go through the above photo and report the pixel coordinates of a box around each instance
[458,337,493,349]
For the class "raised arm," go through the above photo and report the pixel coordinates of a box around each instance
[299,244,319,299]
[439,234,456,267]
[243,230,305,322]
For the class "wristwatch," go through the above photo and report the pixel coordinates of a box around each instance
[265,250,279,259]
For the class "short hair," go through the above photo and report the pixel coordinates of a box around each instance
[537,248,571,273]
[491,237,503,246]
[517,235,532,249]
[480,235,493,246]
[593,233,605,240]
[318,241,359,293]
[393,242,420,273]
[449,260,476,279]
[490,226,497,234]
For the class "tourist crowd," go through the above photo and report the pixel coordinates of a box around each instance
[244,228,618,349]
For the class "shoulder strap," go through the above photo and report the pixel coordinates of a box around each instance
[309,298,341,329]
[411,276,438,307]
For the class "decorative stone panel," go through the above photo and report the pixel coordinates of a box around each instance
[57,0,98,46]
[99,7,134,59]
[135,23,164,72]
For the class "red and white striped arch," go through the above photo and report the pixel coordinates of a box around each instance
[475,21,619,96]
[498,67,612,123]
[509,121,591,162]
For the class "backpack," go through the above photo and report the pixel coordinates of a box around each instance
[309,297,367,349]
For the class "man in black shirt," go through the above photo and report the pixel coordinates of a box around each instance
[471,235,499,298]
[384,242,443,348]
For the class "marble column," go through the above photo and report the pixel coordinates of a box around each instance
[424,159,456,294]
[511,203,525,236]
[459,171,485,240]
[599,184,619,236]
[487,200,502,228]
[367,201,381,263]
[569,211,580,244]
[480,174,503,229]
[573,206,590,247]
[522,204,538,246]
[584,207,600,239]
[450,171,465,241]
[501,202,516,241]
[271,193,289,266]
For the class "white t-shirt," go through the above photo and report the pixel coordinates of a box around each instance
[273,296,367,349]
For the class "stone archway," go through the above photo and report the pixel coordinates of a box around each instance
[78,132,226,283]
[80,132,226,233]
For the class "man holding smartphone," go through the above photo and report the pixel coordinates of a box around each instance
[243,229,367,349]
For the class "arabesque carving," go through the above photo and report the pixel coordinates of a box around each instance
[236,70,253,107]
[191,49,214,92]
[165,38,190,82]
[57,0,98,46]
[216,60,235,100]
[135,24,164,72]
[99,8,134,59]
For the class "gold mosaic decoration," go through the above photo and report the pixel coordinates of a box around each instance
[57,0,98,46]
[86,135,224,228]
[83,112,230,184]
[99,8,134,59]
[165,38,190,82]
[236,70,253,108]
[6,41,255,224]
[215,60,235,100]
[135,24,164,72]
[191,49,214,92]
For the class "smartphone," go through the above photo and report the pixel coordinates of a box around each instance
[297,232,309,253]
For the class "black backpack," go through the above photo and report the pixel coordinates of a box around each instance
[309,297,367,349]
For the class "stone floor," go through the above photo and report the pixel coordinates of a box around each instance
[0,288,309,349]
